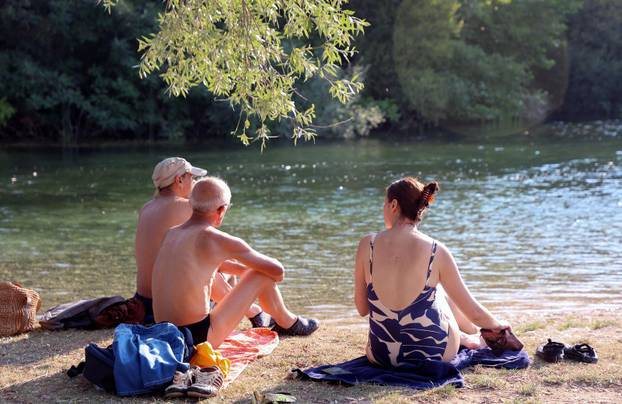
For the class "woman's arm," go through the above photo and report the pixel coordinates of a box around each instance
[437,242,504,330]
[354,235,372,317]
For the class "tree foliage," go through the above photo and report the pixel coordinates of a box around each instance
[104,0,368,147]
[392,0,581,125]
[0,0,218,144]
[2,0,621,145]
[556,0,622,120]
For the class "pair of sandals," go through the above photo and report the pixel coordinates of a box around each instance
[536,339,598,364]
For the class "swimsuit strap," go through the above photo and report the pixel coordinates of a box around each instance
[369,233,377,276]
[425,240,438,284]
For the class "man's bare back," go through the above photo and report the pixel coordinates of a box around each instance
[135,157,203,299]
[135,196,191,298]
[152,223,255,325]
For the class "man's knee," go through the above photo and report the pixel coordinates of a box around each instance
[242,269,275,285]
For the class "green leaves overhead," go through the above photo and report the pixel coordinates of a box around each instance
[124,0,368,147]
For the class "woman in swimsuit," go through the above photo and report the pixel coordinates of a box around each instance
[353,177,510,366]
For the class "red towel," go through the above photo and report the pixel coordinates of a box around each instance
[219,328,279,386]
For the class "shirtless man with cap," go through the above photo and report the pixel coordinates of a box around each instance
[134,157,271,327]
[152,177,319,346]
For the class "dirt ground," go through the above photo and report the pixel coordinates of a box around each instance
[1,312,621,403]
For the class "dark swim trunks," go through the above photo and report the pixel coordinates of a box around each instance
[184,315,211,344]
[133,292,154,325]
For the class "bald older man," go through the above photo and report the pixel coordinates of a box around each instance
[152,177,319,346]
[134,157,271,327]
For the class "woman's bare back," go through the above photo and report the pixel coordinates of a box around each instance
[366,226,439,310]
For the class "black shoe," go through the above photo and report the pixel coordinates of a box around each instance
[249,311,276,328]
[272,316,319,336]
[536,339,565,363]
[564,343,598,364]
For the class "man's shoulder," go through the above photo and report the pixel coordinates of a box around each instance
[172,196,191,206]
[142,196,189,216]
[139,198,155,212]
[198,225,230,240]
[198,227,245,249]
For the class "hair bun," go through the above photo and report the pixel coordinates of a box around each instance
[422,182,439,206]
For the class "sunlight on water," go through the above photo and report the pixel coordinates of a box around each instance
[0,132,621,319]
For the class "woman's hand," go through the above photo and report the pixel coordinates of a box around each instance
[490,319,511,332]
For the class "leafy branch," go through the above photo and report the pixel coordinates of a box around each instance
[101,0,368,148]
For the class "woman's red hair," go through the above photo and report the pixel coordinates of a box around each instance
[386,177,439,222]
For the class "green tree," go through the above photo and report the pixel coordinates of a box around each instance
[103,0,368,147]
[349,0,402,101]
[392,0,580,126]
[0,98,15,127]
[0,1,231,144]
[557,0,622,120]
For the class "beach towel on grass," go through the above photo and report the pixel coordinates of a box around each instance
[218,328,279,387]
[294,347,530,390]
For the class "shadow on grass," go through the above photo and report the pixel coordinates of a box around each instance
[0,369,113,403]
[0,327,113,365]
[1,369,172,403]
[229,378,445,404]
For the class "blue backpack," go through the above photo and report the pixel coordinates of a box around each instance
[67,326,194,395]
[67,343,116,393]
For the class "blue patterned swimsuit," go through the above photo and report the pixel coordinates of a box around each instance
[367,236,449,367]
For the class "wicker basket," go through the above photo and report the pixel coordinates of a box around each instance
[0,282,41,337]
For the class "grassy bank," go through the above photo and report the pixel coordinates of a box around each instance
[1,313,621,403]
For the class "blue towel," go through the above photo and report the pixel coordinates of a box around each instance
[295,348,529,390]
[451,347,530,371]
[112,322,190,396]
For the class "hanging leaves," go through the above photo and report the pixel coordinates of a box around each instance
[101,0,368,148]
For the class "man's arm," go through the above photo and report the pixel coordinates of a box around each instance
[217,233,284,282]
[218,260,249,277]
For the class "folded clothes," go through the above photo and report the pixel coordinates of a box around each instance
[112,322,192,396]
[39,296,126,330]
[39,296,146,330]
[294,347,530,390]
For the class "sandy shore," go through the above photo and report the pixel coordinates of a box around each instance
[1,312,621,403]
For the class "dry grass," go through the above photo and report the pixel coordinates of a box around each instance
[515,321,547,334]
[1,313,622,403]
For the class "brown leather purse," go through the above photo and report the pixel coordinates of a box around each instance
[480,328,524,356]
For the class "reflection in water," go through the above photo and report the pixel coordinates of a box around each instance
[1,134,621,318]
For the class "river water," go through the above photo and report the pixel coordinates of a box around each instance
[1,129,621,320]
